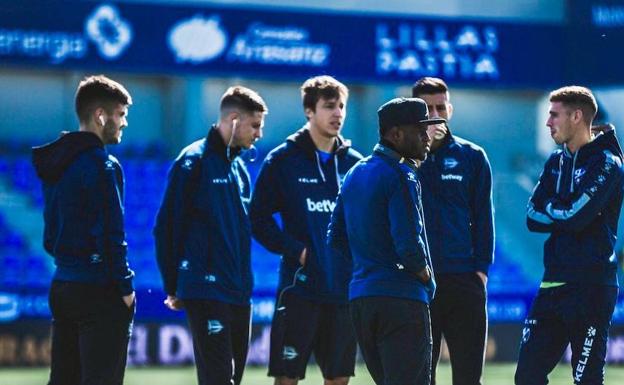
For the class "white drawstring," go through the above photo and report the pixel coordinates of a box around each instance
[226,119,238,162]
[334,154,342,187]
[315,151,327,183]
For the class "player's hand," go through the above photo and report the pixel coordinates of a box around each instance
[429,123,448,141]
[122,292,135,309]
[476,271,488,286]
[416,265,431,283]
[299,248,307,266]
[164,295,184,311]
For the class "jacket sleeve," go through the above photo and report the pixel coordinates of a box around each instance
[97,160,134,296]
[470,150,495,274]
[388,176,428,274]
[327,193,351,261]
[249,156,305,262]
[544,151,624,232]
[153,158,196,296]
[526,161,557,233]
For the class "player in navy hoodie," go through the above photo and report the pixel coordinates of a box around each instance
[32,75,135,385]
[516,86,624,385]
[250,76,362,385]
[413,77,494,385]
[154,86,267,385]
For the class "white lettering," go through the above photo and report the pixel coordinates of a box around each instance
[306,198,336,213]
[441,174,463,181]
[159,325,194,364]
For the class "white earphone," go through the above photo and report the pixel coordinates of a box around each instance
[98,115,105,126]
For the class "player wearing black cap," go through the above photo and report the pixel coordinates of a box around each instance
[328,97,443,385]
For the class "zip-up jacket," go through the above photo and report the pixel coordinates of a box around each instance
[418,133,494,275]
[31,131,135,295]
[527,127,624,286]
[250,127,362,303]
[154,127,253,305]
[327,142,436,304]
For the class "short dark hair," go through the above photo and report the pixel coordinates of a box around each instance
[549,86,597,126]
[75,75,132,124]
[220,86,268,115]
[411,77,449,97]
[301,75,348,111]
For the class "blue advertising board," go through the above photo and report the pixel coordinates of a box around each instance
[0,1,566,86]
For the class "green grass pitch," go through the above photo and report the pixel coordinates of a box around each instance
[2,363,624,384]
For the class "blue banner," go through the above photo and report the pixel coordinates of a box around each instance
[0,1,566,86]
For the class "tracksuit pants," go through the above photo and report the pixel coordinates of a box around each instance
[48,280,135,385]
[515,283,618,385]
[430,272,487,385]
[184,299,251,385]
[350,296,432,385]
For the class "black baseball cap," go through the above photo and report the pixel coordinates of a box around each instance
[378,97,446,132]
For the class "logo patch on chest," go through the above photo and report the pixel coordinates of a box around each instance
[444,158,459,169]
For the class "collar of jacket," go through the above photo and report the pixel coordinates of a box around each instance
[374,140,419,171]
[286,126,352,159]
[206,125,242,162]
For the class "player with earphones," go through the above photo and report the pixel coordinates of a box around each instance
[154,86,268,385]
[32,75,135,384]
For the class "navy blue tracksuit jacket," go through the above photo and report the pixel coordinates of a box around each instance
[418,134,494,275]
[327,142,436,304]
[154,127,253,305]
[32,131,135,295]
[250,127,362,303]
[527,128,624,286]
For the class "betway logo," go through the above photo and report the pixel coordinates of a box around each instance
[441,174,463,182]
[306,198,336,213]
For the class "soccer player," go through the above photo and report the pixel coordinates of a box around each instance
[328,97,443,385]
[412,77,494,385]
[32,75,135,385]
[516,86,623,385]
[250,76,361,385]
[154,86,267,385]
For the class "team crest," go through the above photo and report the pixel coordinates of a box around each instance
[444,158,459,169]
[573,168,586,184]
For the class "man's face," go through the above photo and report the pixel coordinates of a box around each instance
[547,101,575,145]
[418,92,452,141]
[101,103,128,145]
[232,111,264,149]
[306,95,347,139]
[399,123,431,161]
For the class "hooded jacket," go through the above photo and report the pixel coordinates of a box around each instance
[154,127,253,305]
[418,133,494,275]
[527,127,624,286]
[250,127,362,303]
[327,142,436,304]
[31,131,135,295]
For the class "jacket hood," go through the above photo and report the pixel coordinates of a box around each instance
[590,124,624,160]
[563,124,624,162]
[286,126,352,159]
[31,131,104,183]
